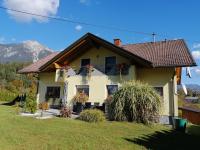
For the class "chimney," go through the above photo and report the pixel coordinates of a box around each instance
[114,39,121,46]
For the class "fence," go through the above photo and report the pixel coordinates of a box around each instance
[179,107,200,125]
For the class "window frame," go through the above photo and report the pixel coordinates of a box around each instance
[153,86,164,97]
[76,85,89,96]
[106,84,118,96]
[105,56,117,74]
[81,58,91,67]
[46,86,61,99]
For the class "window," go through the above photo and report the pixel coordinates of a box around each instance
[154,87,163,96]
[80,59,91,75]
[107,85,118,96]
[105,56,116,74]
[46,87,60,98]
[76,85,89,96]
[81,59,90,67]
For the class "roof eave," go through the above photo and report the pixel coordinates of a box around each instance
[152,63,197,68]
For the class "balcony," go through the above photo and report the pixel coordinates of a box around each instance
[55,63,131,82]
[77,64,130,76]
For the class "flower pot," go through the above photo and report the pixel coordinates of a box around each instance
[173,117,187,133]
[85,102,92,109]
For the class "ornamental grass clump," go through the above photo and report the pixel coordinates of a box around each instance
[108,80,162,124]
[79,109,106,123]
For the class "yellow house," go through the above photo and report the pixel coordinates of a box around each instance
[19,33,196,124]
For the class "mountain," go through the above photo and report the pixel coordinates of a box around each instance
[186,84,200,91]
[0,40,53,63]
[178,84,200,93]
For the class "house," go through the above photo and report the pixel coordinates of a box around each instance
[19,33,196,124]
[184,97,200,103]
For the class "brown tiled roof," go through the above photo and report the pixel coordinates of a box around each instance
[121,39,196,67]
[19,33,196,74]
[18,52,59,73]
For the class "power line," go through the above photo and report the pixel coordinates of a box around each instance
[0,6,153,36]
[1,6,200,44]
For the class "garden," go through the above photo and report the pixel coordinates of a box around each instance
[0,81,200,149]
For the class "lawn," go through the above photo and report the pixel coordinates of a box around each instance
[0,105,200,150]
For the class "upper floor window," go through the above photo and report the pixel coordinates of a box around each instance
[154,87,163,96]
[105,56,116,74]
[46,86,60,99]
[81,59,90,67]
[80,59,91,75]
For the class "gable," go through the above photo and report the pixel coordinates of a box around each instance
[69,46,131,70]
[40,33,152,72]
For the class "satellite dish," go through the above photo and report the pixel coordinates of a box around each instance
[181,83,187,95]
[186,67,192,78]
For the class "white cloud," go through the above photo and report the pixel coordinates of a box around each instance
[192,51,200,60]
[79,0,100,5]
[0,37,5,43]
[80,0,90,5]
[11,38,16,42]
[3,0,60,22]
[193,43,200,49]
[195,68,200,75]
[75,25,83,31]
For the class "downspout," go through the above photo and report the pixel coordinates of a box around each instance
[36,75,40,105]
[171,76,175,117]
[63,81,68,107]
[171,68,177,118]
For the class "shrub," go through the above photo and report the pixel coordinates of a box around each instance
[60,106,72,118]
[108,80,161,124]
[79,109,105,123]
[25,95,37,114]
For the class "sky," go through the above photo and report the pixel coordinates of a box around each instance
[0,0,200,84]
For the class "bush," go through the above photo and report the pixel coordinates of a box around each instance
[108,80,161,124]
[79,109,105,123]
[25,95,37,114]
[60,106,72,118]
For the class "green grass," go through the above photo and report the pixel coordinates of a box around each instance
[0,105,200,150]
[0,89,18,102]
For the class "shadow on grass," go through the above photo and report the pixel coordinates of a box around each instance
[1,96,20,106]
[125,125,200,150]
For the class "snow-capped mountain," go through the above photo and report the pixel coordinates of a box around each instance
[0,40,53,63]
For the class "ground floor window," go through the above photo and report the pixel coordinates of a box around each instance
[76,85,89,96]
[154,87,163,96]
[107,85,118,96]
[46,86,60,98]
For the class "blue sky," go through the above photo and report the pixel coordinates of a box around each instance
[0,0,200,84]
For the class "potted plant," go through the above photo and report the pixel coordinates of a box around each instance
[60,106,72,118]
[72,91,89,114]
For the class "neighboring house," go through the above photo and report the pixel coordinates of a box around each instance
[184,97,200,103]
[19,33,196,124]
